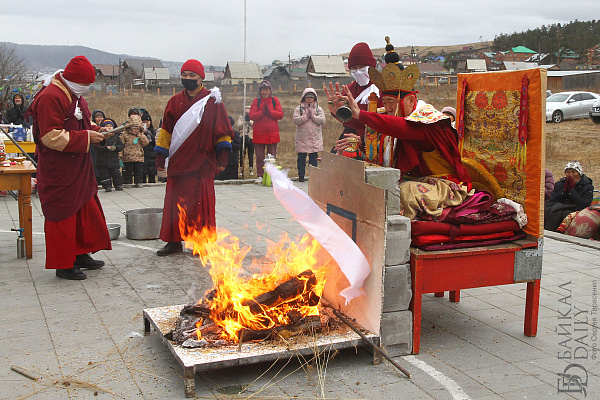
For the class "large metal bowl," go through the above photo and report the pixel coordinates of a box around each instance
[107,223,121,240]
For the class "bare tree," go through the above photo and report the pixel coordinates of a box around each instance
[0,43,29,116]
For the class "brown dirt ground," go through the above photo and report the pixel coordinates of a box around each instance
[87,87,600,186]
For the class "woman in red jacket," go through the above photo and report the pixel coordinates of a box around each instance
[249,80,284,181]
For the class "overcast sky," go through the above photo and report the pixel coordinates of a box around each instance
[1,1,596,66]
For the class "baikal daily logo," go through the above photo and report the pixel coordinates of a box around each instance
[556,280,598,397]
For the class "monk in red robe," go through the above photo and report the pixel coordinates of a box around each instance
[28,56,112,280]
[155,59,233,256]
[324,42,382,153]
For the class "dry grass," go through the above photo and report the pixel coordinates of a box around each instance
[87,85,600,185]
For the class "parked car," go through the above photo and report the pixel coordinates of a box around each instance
[546,90,552,98]
[591,99,600,124]
[546,91,600,123]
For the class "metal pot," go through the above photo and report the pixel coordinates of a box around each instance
[121,208,163,240]
[107,223,121,240]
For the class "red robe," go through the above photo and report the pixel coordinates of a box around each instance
[358,110,470,183]
[335,81,382,139]
[157,88,233,242]
[28,76,111,268]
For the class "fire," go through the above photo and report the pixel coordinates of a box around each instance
[178,205,333,342]
[195,319,203,341]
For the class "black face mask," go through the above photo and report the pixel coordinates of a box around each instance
[181,78,199,91]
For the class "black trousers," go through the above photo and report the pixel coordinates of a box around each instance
[297,152,318,179]
[240,136,254,169]
[122,162,144,185]
[98,166,123,189]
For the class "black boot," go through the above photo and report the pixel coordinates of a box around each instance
[157,242,183,256]
[56,267,87,280]
[74,253,105,269]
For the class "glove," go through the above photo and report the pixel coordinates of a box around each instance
[563,175,575,192]
[245,113,250,122]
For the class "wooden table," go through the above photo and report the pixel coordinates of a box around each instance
[0,161,36,258]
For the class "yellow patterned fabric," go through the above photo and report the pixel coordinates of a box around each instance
[156,128,172,149]
[462,89,524,205]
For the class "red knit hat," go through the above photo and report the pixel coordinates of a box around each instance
[348,42,376,69]
[63,56,96,84]
[181,59,205,79]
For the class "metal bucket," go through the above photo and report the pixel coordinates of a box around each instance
[107,223,121,240]
[121,208,163,240]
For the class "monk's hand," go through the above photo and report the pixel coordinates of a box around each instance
[323,82,343,115]
[333,133,361,152]
[89,130,106,144]
[339,85,361,119]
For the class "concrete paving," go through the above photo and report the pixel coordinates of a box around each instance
[1,181,599,399]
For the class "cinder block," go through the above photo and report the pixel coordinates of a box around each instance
[365,167,401,191]
[380,310,412,355]
[383,263,412,312]
[385,215,411,265]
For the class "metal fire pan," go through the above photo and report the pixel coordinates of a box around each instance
[143,305,380,398]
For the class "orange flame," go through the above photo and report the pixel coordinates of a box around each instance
[195,319,203,341]
[178,205,333,342]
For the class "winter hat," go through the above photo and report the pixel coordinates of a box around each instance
[181,59,205,79]
[92,110,106,120]
[348,42,376,69]
[304,92,316,99]
[441,106,456,119]
[140,111,152,122]
[101,118,117,128]
[125,115,144,130]
[128,107,141,117]
[259,80,272,91]
[62,56,96,84]
[564,161,583,175]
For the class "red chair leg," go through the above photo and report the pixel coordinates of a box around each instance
[524,279,540,337]
[449,290,461,303]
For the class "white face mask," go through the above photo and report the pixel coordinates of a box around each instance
[62,75,91,98]
[351,67,370,86]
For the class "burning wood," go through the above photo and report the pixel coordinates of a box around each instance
[167,269,326,347]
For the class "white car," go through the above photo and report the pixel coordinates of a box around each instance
[546,91,600,123]
[591,99,600,124]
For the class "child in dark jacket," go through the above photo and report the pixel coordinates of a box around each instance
[95,118,124,191]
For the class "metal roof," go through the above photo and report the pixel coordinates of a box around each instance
[510,46,536,54]
[466,59,487,71]
[307,55,347,76]
[503,61,539,70]
[95,64,120,77]
[547,70,600,77]
[123,59,165,76]
[143,67,170,80]
[224,62,263,80]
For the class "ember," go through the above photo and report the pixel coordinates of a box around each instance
[166,207,334,347]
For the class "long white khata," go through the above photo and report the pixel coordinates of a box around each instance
[265,163,371,304]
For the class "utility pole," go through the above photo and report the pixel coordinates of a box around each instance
[288,52,291,74]
[241,0,247,178]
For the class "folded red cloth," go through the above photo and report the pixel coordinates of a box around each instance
[411,230,516,246]
[416,232,527,251]
[411,220,520,238]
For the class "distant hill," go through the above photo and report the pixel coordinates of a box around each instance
[1,42,187,76]
[341,41,493,59]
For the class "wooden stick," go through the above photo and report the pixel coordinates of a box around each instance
[11,365,40,381]
[323,304,411,379]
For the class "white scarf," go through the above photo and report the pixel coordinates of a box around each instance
[167,87,222,163]
[354,84,380,105]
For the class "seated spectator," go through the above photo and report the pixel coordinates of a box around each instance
[441,106,456,128]
[544,168,555,203]
[545,161,594,231]
[557,205,600,240]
